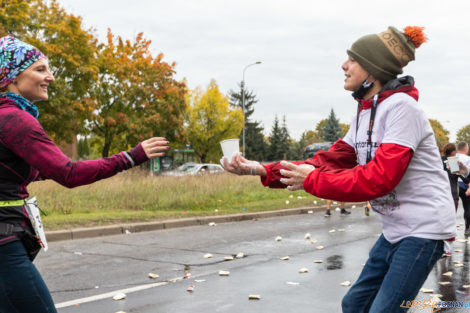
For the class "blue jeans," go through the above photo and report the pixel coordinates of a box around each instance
[0,241,57,313]
[342,234,444,313]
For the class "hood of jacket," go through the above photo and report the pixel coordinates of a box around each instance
[355,76,419,111]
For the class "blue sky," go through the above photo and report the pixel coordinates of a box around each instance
[58,0,470,141]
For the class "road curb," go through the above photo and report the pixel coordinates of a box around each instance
[46,204,360,242]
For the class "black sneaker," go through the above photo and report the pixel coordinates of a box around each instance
[324,210,331,217]
[341,209,351,215]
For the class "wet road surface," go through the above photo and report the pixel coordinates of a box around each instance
[35,205,470,313]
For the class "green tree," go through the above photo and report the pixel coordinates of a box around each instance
[1,0,99,143]
[290,130,322,160]
[323,109,342,142]
[429,119,450,153]
[228,83,267,160]
[456,124,470,146]
[77,136,90,159]
[86,30,186,157]
[186,80,244,163]
[268,115,284,161]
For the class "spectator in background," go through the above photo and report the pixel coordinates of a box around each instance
[324,200,350,217]
[456,141,470,236]
[442,143,461,209]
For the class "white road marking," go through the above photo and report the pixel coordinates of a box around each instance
[55,277,183,309]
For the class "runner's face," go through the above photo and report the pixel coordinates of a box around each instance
[342,56,369,91]
[8,59,54,102]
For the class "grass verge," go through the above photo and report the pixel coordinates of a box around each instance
[27,170,326,230]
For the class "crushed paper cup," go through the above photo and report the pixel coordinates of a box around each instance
[340,281,351,286]
[455,263,464,268]
[420,288,434,293]
[286,282,299,286]
[313,259,323,263]
[236,252,245,258]
[438,281,451,286]
[442,271,453,277]
[280,256,290,261]
[275,236,282,242]
[249,294,261,300]
[316,245,324,250]
[204,253,213,259]
[219,270,230,276]
[308,210,313,214]
[148,273,159,279]
[338,229,345,232]
[298,268,309,273]
[208,222,216,226]
[304,233,311,239]
[455,249,462,252]
[311,239,318,244]
[329,229,336,233]
[113,293,126,301]
[225,256,234,261]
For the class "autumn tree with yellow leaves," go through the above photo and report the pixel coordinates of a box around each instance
[429,119,450,153]
[186,80,244,163]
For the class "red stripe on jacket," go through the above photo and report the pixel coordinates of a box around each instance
[261,139,413,202]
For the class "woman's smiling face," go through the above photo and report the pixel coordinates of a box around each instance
[7,59,54,102]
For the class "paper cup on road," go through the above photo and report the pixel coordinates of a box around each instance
[220,138,240,164]
[447,156,459,173]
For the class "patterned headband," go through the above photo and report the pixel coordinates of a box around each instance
[0,36,46,88]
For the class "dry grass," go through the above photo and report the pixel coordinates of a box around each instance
[27,169,323,230]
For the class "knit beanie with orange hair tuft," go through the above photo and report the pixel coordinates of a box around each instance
[347,26,427,83]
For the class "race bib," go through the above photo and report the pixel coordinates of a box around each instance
[24,197,48,251]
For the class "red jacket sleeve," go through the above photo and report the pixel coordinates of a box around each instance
[260,139,357,188]
[0,107,148,188]
[303,143,413,201]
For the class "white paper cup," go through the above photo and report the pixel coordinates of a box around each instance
[220,139,240,164]
[447,156,460,173]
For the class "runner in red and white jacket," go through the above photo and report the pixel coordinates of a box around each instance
[265,76,456,244]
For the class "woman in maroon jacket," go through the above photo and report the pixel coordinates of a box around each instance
[0,36,169,313]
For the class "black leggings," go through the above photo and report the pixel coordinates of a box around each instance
[458,187,470,229]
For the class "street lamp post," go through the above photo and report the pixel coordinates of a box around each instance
[241,61,261,156]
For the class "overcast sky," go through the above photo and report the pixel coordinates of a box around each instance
[57,0,470,141]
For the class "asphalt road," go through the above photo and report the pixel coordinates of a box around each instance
[35,206,470,313]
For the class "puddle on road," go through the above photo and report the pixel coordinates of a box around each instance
[326,255,343,270]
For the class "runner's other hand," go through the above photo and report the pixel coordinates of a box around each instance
[141,137,170,159]
[279,161,315,191]
[223,152,266,176]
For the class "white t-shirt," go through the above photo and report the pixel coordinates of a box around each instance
[456,153,470,183]
[343,92,456,244]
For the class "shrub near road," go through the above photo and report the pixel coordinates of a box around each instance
[28,170,323,230]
